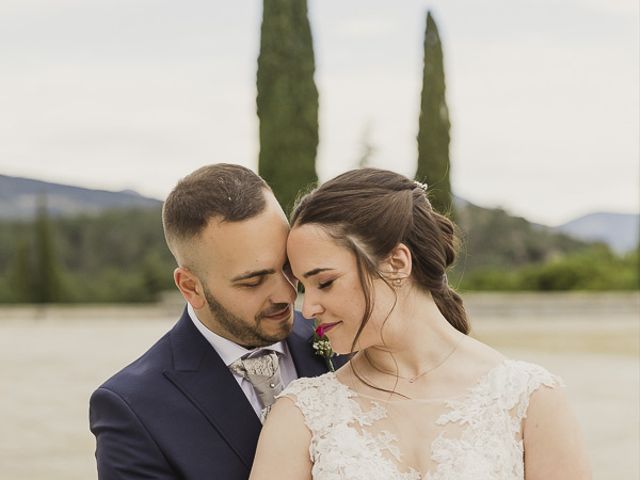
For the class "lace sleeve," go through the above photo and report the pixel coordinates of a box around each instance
[510,361,565,427]
[276,373,352,434]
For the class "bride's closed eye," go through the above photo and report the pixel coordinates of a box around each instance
[318,279,335,290]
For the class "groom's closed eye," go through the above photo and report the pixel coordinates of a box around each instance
[240,277,266,288]
[232,269,275,288]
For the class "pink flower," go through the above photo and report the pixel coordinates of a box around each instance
[315,324,328,337]
[312,325,336,372]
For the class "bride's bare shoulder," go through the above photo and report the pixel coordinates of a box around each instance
[249,397,312,480]
[456,335,508,371]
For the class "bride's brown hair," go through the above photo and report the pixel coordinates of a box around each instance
[291,168,469,362]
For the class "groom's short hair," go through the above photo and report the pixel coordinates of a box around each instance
[162,163,270,265]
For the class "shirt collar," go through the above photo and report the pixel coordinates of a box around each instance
[187,303,285,366]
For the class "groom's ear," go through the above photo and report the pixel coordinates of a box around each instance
[174,267,206,309]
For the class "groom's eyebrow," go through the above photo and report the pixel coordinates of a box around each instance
[303,268,334,278]
[231,269,275,282]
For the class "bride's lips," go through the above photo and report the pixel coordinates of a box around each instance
[262,305,292,321]
[315,321,342,336]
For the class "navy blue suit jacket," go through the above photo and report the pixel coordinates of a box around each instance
[90,308,341,479]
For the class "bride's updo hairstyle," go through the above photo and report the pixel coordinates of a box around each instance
[291,168,469,353]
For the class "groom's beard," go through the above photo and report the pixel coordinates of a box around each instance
[203,285,292,348]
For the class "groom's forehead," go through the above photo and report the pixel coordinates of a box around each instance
[200,219,288,276]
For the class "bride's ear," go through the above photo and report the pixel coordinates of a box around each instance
[380,243,412,286]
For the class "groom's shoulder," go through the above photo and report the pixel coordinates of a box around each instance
[92,312,188,402]
[95,328,173,397]
[88,319,190,445]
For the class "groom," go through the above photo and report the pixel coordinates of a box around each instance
[89,164,338,479]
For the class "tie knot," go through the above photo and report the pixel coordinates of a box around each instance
[229,351,280,378]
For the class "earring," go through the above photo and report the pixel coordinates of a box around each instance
[393,278,402,287]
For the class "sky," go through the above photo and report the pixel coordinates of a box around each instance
[0,0,638,225]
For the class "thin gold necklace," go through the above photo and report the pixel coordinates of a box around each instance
[366,336,465,384]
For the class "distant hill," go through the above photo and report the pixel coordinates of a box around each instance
[1,174,635,254]
[452,199,588,272]
[454,197,638,256]
[553,212,639,254]
[0,175,162,219]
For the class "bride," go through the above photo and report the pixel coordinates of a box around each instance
[249,168,591,479]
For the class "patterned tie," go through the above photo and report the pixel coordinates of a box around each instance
[228,351,284,422]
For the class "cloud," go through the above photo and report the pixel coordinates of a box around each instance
[337,18,398,38]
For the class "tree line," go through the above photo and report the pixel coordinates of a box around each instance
[0,202,635,304]
[0,205,173,303]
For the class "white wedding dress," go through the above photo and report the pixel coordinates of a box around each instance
[276,359,561,480]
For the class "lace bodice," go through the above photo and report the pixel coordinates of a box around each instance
[277,359,562,480]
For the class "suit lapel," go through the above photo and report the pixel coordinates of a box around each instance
[162,309,343,469]
[163,309,261,469]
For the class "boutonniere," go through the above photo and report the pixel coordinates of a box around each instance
[311,324,336,372]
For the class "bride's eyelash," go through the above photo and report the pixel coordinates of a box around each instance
[318,279,334,290]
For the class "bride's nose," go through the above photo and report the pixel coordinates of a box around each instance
[301,292,324,320]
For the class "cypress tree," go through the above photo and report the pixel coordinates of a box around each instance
[32,196,64,303]
[416,11,453,216]
[257,0,319,213]
[10,236,32,302]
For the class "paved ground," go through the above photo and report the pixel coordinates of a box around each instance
[0,296,637,479]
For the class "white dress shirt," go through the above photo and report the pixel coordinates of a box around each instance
[187,303,298,417]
